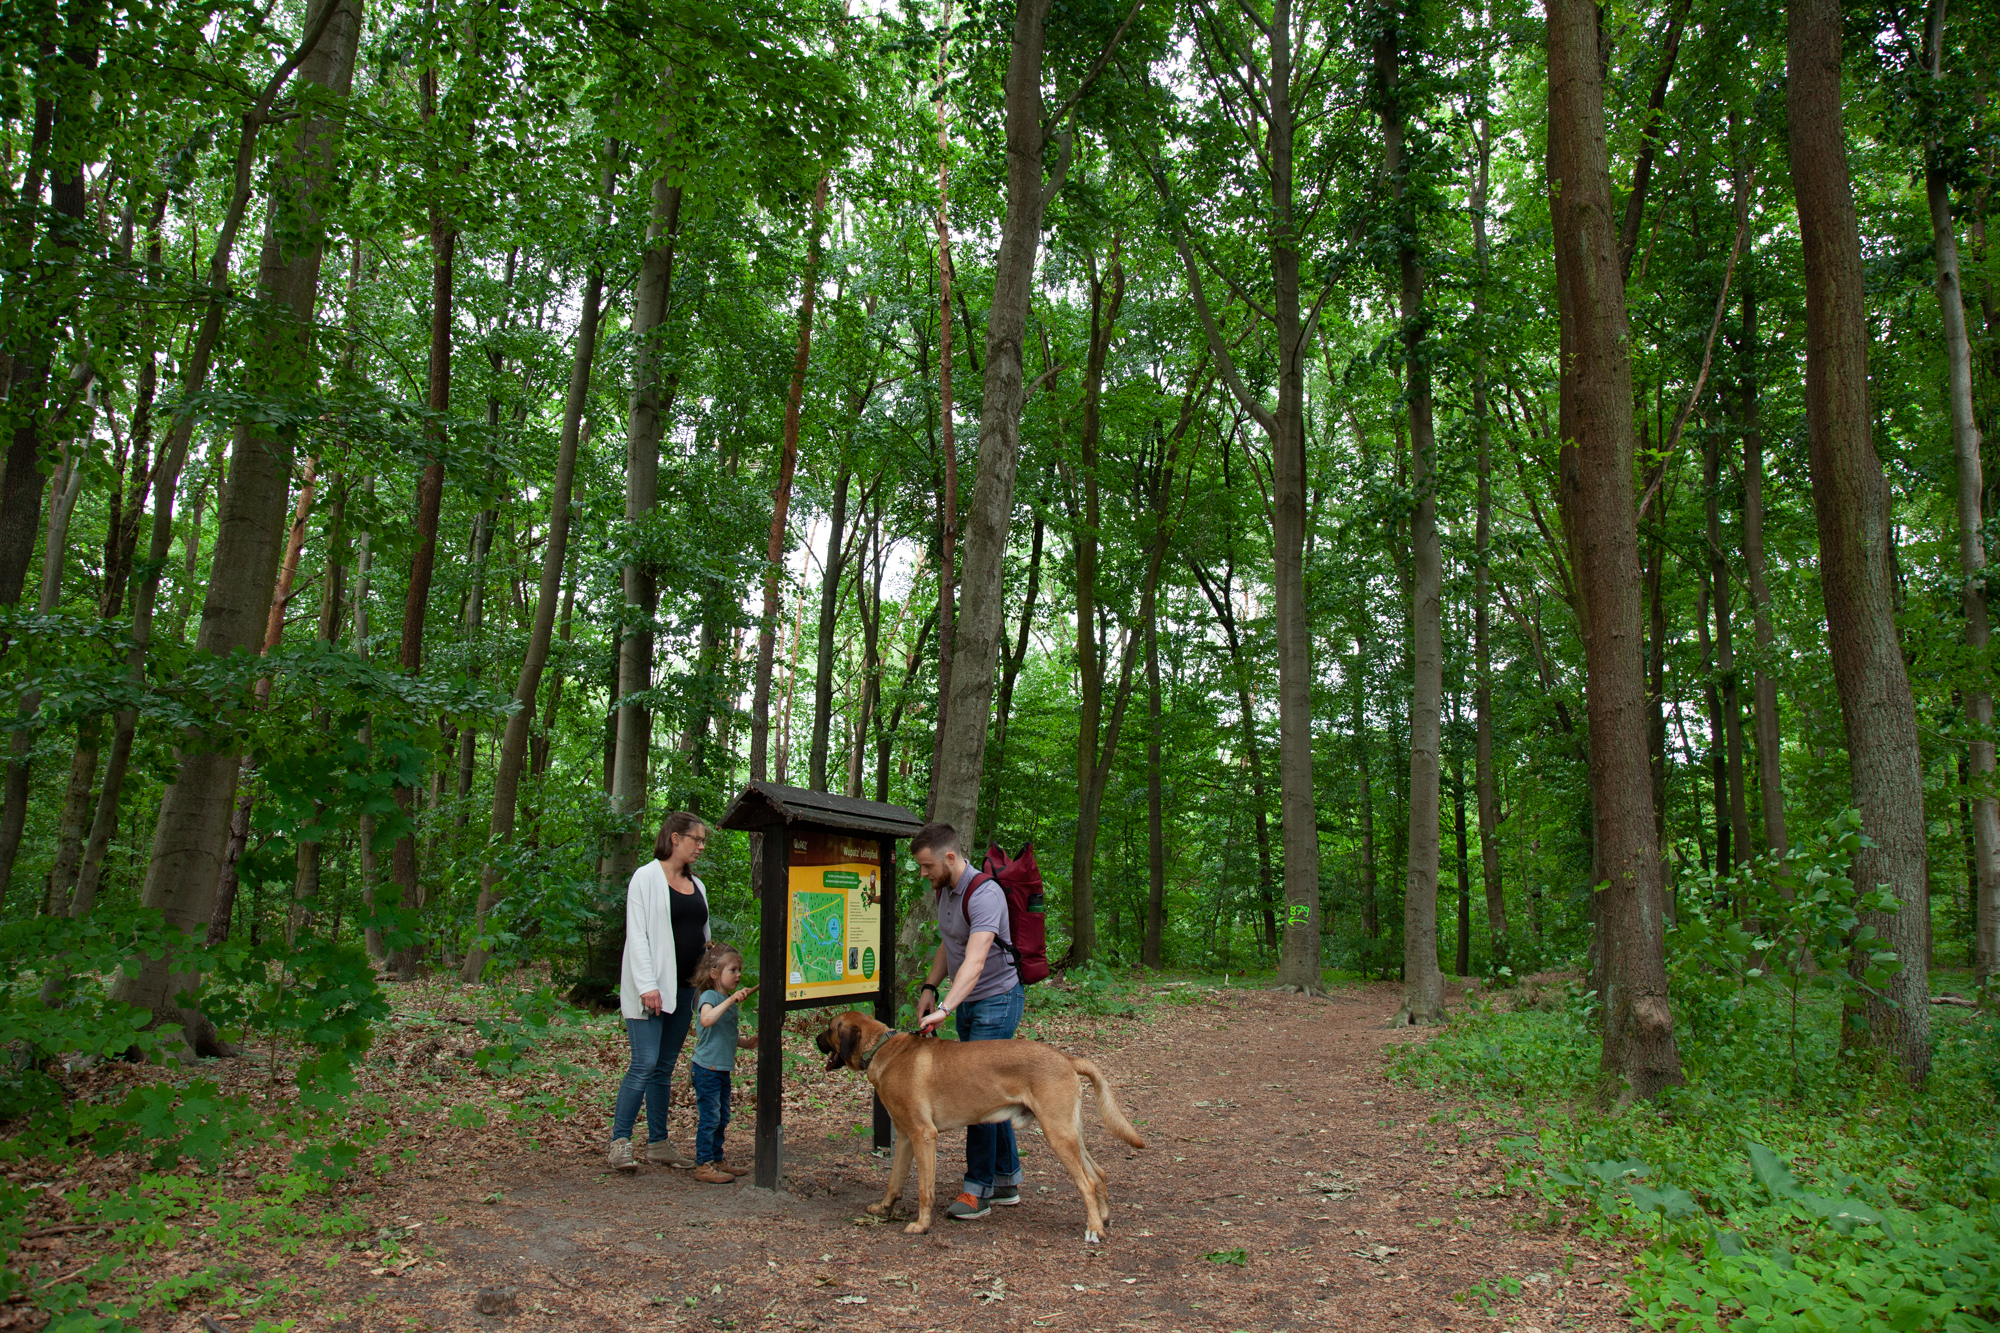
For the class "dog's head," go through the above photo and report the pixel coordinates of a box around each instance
[816,1011,885,1071]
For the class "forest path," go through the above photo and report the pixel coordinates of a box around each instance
[318,981,1631,1333]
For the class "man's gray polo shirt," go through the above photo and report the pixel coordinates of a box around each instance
[938,861,1019,1003]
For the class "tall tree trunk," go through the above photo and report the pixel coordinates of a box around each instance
[291,474,348,940]
[0,83,92,904]
[386,64,459,980]
[978,502,1044,848]
[1453,715,1471,978]
[1547,0,1683,1101]
[1354,637,1380,942]
[606,159,685,883]
[1695,457,1730,877]
[352,475,385,961]
[1143,605,1166,968]
[109,0,362,1043]
[208,460,318,947]
[1922,0,1998,984]
[929,0,1056,838]
[1070,240,1125,967]
[462,233,604,982]
[1708,437,1752,869]
[1739,281,1787,856]
[1471,98,1506,968]
[1380,25,1446,1026]
[927,31,959,814]
[1191,556,1278,950]
[749,173,829,784]
[808,459,853,792]
[1788,0,1932,1080]
[71,210,165,917]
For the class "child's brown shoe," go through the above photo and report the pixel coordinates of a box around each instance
[715,1160,751,1177]
[692,1163,735,1184]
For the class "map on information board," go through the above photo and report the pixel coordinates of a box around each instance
[784,831,883,1002]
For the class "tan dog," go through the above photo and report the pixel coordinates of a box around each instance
[817,1011,1145,1243]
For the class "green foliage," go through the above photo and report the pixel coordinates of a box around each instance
[1668,810,1908,1082]
[1390,987,2000,1332]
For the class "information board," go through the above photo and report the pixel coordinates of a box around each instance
[784,830,883,1002]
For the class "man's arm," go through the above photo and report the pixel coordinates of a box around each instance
[918,943,949,1020]
[921,931,994,1031]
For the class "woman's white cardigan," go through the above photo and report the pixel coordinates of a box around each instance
[619,860,711,1020]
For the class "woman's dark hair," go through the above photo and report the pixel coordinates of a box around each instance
[654,811,706,862]
[691,940,744,993]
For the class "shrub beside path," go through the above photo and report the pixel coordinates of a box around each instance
[289,980,1631,1333]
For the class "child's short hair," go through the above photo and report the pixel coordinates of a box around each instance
[691,940,744,993]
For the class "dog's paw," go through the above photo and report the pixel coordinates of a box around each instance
[866,1202,895,1219]
[1084,1229,1102,1244]
[903,1221,930,1235]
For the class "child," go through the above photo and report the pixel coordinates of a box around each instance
[688,942,758,1183]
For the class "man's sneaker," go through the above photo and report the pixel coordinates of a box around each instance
[945,1192,991,1220]
[714,1160,751,1177]
[645,1140,694,1169]
[692,1162,735,1184]
[606,1137,638,1173]
[989,1185,1021,1206]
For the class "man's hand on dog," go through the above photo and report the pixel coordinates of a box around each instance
[917,1005,951,1035]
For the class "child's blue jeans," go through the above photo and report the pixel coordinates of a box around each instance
[691,1062,732,1164]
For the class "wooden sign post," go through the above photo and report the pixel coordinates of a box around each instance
[718,781,925,1190]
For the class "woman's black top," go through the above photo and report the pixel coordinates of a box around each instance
[669,878,709,987]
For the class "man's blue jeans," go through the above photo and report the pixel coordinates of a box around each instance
[610,985,694,1143]
[690,1063,732,1164]
[958,981,1025,1198]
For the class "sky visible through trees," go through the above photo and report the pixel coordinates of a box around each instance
[2,0,1997,1100]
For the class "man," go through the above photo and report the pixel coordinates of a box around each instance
[912,820,1023,1219]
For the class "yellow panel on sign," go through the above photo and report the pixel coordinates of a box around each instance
[784,831,883,1002]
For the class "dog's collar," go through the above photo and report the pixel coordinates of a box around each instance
[856,1030,899,1070]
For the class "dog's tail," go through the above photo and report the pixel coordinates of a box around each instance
[1069,1058,1146,1148]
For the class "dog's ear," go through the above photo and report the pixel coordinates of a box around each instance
[829,1019,861,1071]
[815,1026,834,1057]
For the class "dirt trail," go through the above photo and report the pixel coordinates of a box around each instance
[273,982,1628,1333]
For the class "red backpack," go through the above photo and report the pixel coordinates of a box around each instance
[939,843,1050,986]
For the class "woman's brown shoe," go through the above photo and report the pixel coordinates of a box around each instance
[692,1163,735,1184]
[715,1160,751,1177]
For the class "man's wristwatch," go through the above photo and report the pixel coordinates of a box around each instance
[919,982,938,998]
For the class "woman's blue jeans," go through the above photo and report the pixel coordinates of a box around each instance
[610,984,694,1142]
[957,981,1026,1198]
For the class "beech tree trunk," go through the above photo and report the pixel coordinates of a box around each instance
[386,91,457,981]
[809,454,854,793]
[1191,556,1277,953]
[977,503,1043,849]
[1707,437,1753,868]
[110,0,362,1043]
[1547,0,1683,1101]
[1471,103,1506,967]
[1070,241,1125,966]
[1161,0,1322,992]
[1787,0,1932,1080]
[928,0,1055,838]
[749,173,829,783]
[606,162,684,885]
[1739,282,1788,856]
[462,238,604,982]
[1144,608,1166,968]
[1379,25,1447,1026]
[1922,0,1998,984]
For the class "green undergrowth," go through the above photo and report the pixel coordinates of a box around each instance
[1391,981,2000,1331]
[1390,815,2000,1330]
[0,917,607,1333]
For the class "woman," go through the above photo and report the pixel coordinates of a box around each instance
[607,811,712,1172]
